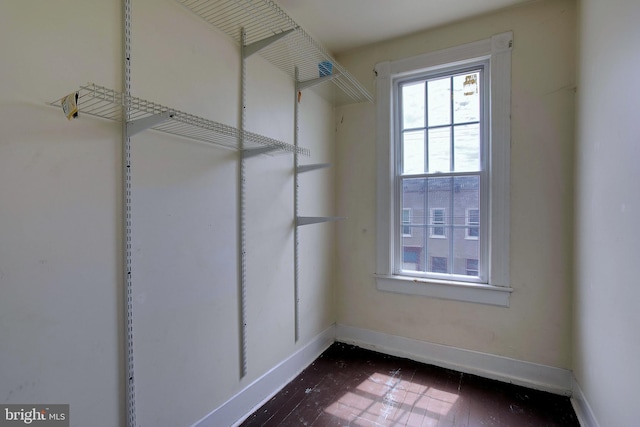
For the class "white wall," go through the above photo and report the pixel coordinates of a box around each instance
[0,0,336,426]
[574,0,640,425]
[334,0,576,369]
[0,2,122,426]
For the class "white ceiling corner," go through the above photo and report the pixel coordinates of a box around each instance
[275,0,531,53]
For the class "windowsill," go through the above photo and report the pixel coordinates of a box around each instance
[375,274,512,307]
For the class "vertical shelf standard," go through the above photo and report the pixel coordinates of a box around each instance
[293,71,346,342]
[122,1,137,426]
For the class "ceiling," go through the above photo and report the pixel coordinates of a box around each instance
[276,0,531,53]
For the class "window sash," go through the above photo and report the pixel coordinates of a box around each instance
[394,63,488,283]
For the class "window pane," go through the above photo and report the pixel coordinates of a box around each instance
[402,178,426,272]
[453,123,480,172]
[428,78,451,126]
[452,176,480,276]
[427,177,451,273]
[402,82,425,129]
[428,127,451,173]
[453,72,480,124]
[402,130,425,174]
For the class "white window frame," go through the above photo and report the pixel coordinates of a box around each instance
[375,32,513,307]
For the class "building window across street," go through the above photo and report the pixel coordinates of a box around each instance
[430,208,447,238]
[466,208,480,240]
[402,208,412,237]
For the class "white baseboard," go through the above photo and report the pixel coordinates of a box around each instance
[191,325,336,427]
[335,324,573,396]
[571,377,600,427]
[193,323,582,427]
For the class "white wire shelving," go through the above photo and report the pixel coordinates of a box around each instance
[175,0,373,105]
[49,83,309,156]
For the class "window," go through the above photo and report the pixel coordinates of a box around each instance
[375,32,513,306]
[466,208,480,239]
[430,208,446,238]
[466,258,479,276]
[402,208,412,237]
[402,247,420,271]
[431,257,448,273]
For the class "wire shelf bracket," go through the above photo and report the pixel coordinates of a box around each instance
[243,28,296,59]
[297,74,341,92]
[126,110,174,136]
[297,216,346,226]
[242,146,278,158]
[297,163,331,174]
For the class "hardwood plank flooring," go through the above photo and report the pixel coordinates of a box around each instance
[240,343,579,427]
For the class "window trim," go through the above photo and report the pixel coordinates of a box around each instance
[375,32,513,307]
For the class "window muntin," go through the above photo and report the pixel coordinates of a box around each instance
[396,65,486,282]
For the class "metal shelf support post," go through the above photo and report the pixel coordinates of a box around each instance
[238,29,249,378]
[293,67,301,342]
[123,0,137,426]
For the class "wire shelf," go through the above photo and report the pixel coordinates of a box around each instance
[49,83,309,156]
[176,0,373,105]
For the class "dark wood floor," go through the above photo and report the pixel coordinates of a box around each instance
[240,343,579,427]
